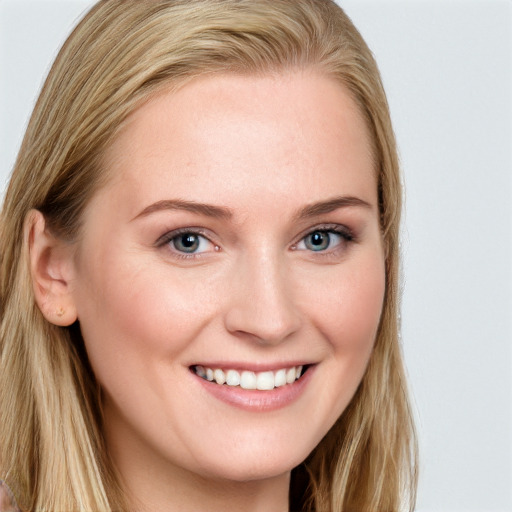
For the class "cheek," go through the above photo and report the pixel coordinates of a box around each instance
[303,253,385,415]
[74,250,235,416]
[306,255,386,350]
[74,253,212,381]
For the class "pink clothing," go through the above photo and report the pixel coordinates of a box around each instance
[0,480,20,512]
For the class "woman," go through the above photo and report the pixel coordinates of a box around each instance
[0,1,417,510]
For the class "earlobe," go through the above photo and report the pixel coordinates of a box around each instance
[25,210,78,326]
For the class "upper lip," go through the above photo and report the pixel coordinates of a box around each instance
[189,361,314,372]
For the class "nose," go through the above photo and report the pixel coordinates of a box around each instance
[223,250,302,345]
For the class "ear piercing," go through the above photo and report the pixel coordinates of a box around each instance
[56,307,65,317]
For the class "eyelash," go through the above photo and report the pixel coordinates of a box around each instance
[291,224,355,258]
[155,227,218,260]
[156,224,355,260]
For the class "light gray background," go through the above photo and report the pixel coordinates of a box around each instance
[1,1,511,510]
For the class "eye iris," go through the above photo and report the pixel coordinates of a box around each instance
[173,233,199,253]
[306,231,330,251]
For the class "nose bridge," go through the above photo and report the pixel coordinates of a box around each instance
[224,245,301,344]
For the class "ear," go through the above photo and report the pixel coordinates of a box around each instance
[26,210,78,326]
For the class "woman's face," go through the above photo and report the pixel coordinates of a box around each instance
[68,71,385,484]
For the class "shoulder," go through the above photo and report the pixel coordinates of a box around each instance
[0,480,20,512]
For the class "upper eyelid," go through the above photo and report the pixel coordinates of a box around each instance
[155,227,215,247]
[292,229,353,249]
[292,223,353,243]
[154,223,354,251]
[156,230,218,261]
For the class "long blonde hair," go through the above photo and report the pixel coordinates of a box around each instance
[0,1,417,510]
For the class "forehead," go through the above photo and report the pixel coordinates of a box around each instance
[98,70,377,217]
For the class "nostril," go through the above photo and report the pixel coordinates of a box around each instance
[223,261,301,345]
[224,306,302,346]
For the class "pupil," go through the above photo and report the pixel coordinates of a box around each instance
[182,235,196,247]
[311,232,325,245]
[174,233,199,252]
[308,231,329,251]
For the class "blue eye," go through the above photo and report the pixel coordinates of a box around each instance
[172,233,200,253]
[168,232,212,254]
[295,228,349,252]
[304,231,332,251]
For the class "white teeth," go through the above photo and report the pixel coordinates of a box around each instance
[274,369,287,387]
[286,367,297,384]
[226,369,240,386]
[256,371,274,390]
[214,369,226,385]
[194,365,306,390]
[240,371,257,390]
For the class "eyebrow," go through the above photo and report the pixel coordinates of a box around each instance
[132,195,371,222]
[132,199,233,221]
[295,196,373,220]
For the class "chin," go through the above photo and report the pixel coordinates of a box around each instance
[195,448,307,483]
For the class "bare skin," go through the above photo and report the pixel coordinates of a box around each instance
[30,70,385,511]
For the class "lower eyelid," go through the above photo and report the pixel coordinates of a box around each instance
[155,230,215,257]
[156,226,355,258]
[294,229,352,251]
[174,233,211,252]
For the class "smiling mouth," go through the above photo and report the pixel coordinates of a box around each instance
[191,365,308,391]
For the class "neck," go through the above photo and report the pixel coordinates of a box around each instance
[127,467,291,512]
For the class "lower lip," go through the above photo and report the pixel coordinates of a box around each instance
[193,366,315,412]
